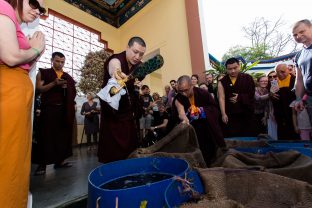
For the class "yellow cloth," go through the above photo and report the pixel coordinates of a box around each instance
[188,94,200,114]
[53,67,63,79]
[0,65,33,208]
[230,77,237,85]
[278,74,291,88]
[189,94,195,106]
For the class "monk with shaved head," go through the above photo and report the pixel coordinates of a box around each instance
[270,63,299,140]
[172,75,226,165]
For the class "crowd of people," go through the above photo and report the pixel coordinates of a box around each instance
[0,0,312,206]
[133,55,311,153]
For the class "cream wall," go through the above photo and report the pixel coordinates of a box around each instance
[46,0,192,95]
[119,0,192,95]
[45,0,121,52]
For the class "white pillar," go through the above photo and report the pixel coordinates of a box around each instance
[197,0,212,72]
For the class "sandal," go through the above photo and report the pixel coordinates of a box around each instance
[54,162,72,169]
[34,165,46,176]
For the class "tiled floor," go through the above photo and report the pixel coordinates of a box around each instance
[30,146,100,208]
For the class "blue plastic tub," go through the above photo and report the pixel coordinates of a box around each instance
[165,170,204,208]
[225,137,258,141]
[235,147,285,154]
[268,141,312,148]
[236,146,312,158]
[88,157,189,208]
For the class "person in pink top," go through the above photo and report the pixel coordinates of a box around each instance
[0,0,45,207]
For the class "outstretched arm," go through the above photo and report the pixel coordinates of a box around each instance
[175,99,189,125]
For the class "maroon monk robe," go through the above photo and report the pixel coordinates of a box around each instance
[172,87,226,165]
[98,51,144,163]
[33,68,76,165]
[220,73,257,137]
[271,75,299,140]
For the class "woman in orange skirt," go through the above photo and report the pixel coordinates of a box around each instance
[0,0,46,207]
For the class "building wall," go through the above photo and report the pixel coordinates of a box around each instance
[45,0,121,52]
[119,0,192,95]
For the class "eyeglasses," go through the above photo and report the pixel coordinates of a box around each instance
[29,0,46,15]
[268,75,277,78]
[178,88,190,93]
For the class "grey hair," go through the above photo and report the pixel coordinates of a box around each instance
[293,19,312,29]
[177,75,192,86]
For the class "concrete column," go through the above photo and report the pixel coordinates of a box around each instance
[185,0,210,83]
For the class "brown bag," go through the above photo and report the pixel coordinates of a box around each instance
[129,124,207,168]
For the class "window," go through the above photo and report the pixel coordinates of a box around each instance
[38,12,106,82]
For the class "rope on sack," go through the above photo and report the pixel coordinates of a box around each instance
[115,197,118,208]
[95,196,119,208]
[174,172,201,200]
[96,197,101,208]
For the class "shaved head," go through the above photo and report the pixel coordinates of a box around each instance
[275,63,289,80]
[177,75,193,97]
[177,75,192,86]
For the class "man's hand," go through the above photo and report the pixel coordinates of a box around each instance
[54,78,67,86]
[294,100,305,112]
[113,69,127,80]
[229,93,238,103]
[222,113,228,124]
[134,79,142,88]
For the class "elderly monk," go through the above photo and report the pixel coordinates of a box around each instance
[271,63,299,140]
[172,75,226,166]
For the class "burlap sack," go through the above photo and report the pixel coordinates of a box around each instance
[225,140,268,149]
[129,124,207,168]
[211,149,312,184]
[225,134,273,149]
[181,167,312,208]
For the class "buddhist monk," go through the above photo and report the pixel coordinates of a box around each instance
[98,37,146,163]
[271,63,299,140]
[218,57,257,137]
[34,52,77,175]
[172,75,226,165]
